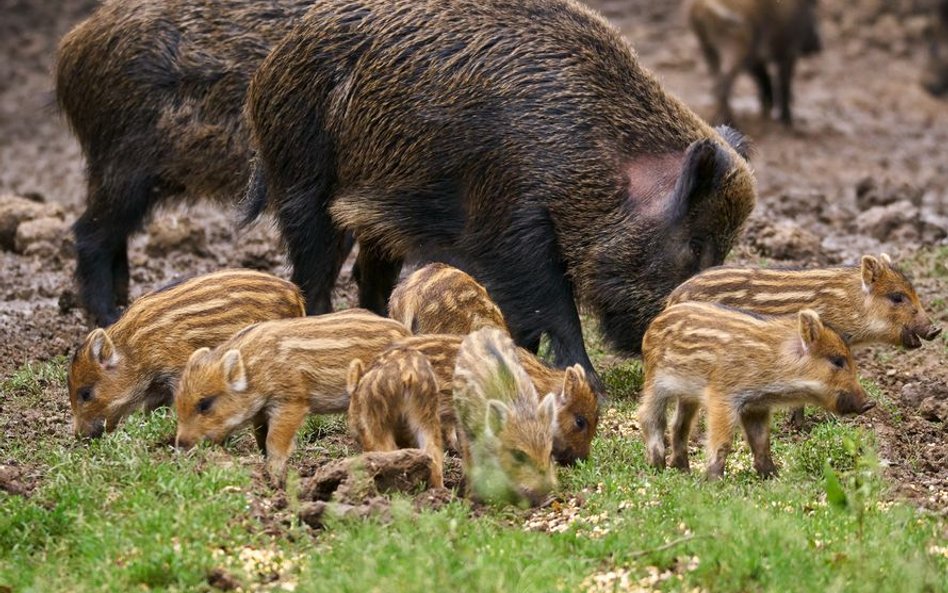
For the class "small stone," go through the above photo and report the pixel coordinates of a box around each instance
[918,397,948,423]
[206,568,241,591]
[14,216,72,257]
[0,193,64,251]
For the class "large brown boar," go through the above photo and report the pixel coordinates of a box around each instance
[639,304,873,480]
[245,0,758,393]
[67,269,305,438]
[56,0,313,326]
[174,309,410,486]
[923,0,948,96]
[688,0,822,125]
[665,254,941,427]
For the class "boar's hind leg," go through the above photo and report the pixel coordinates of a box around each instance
[776,56,796,126]
[73,175,151,327]
[354,242,403,316]
[278,196,348,315]
[747,60,774,118]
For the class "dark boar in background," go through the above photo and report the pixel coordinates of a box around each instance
[689,0,822,125]
[923,0,948,96]
[246,0,758,392]
[56,0,312,326]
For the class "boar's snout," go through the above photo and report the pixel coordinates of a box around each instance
[554,448,579,466]
[76,418,105,439]
[519,487,554,508]
[920,324,942,341]
[836,390,874,416]
[901,326,923,349]
[175,436,195,451]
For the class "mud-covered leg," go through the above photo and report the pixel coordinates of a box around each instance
[413,423,445,489]
[705,393,736,480]
[252,411,269,455]
[748,59,774,118]
[73,176,151,326]
[670,399,700,472]
[777,56,796,126]
[263,402,309,488]
[637,376,668,470]
[741,408,777,478]
[355,242,403,316]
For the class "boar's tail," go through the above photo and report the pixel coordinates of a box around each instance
[240,160,269,227]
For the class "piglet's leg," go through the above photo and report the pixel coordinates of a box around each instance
[637,376,668,470]
[741,408,777,479]
[670,399,700,472]
[252,411,269,455]
[264,401,310,488]
[705,393,736,480]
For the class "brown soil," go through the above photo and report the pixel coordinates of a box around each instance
[1,0,946,510]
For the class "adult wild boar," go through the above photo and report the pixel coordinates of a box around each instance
[56,0,313,326]
[689,0,822,125]
[246,0,758,392]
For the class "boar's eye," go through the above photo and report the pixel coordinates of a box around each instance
[78,387,93,403]
[197,396,216,414]
[887,292,907,305]
[829,356,846,370]
[512,449,529,465]
[574,414,588,432]
[689,238,704,259]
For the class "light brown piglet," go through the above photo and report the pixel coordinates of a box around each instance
[174,309,410,485]
[67,269,305,438]
[347,347,444,488]
[638,303,873,480]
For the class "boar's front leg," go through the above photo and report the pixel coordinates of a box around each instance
[776,55,796,126]
[263,401,310,488]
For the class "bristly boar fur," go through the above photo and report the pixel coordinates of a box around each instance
[55,0,313,326]
[453,328,558,507]
[638,303,873,480]
[347,348,445,488]
[665,253,941,428]
[174,309,410,486]
[245,0,758,393]
[688,0,821,125]
[389,264,509,336]
[67,269,305,438]
[385,334,598,465]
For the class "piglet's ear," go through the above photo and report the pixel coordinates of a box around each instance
[798,309,824,353]
[188,347,211,366]
[861,255,884,287]
[560,365,585,404]
[221,349,247,392]
[669,138,731,222]
[486,399,509,437]
[346,359,365,394]
[90,329,118,370]
[538,392,558,430]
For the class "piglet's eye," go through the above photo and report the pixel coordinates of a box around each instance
[829,356,846,370]
[888,292,907,305]
[512,449,529,464]
[197,396,216,414]
[574,415,588,432]
[78,387,93,402]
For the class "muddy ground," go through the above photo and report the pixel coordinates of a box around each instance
[1,1,946,510]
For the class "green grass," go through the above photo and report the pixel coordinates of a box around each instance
[0,356,67,404]
[1,348,946,592]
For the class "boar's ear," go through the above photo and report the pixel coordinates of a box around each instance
[187,347,211,366]
[714,125,751,161]
[560,365,586,405]
[486,399,509,437]
[90,329,118,370]
[798,310,824,353]
[221,350,247,392]
[861,255,884,288]
[538,392,558,430]
[879,252,892,265]
[669,138,731,222]
[346,359,365,394]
